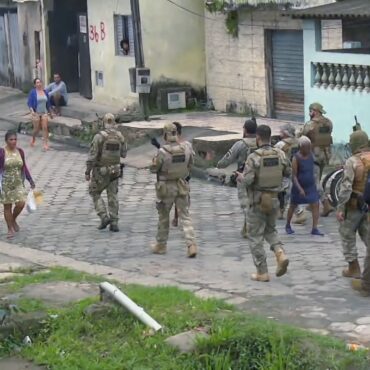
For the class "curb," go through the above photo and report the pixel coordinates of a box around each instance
[0,241,238,303]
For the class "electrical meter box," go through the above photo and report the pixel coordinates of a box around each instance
[129,67,151,93]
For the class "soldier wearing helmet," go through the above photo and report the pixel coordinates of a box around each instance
[85,113,127,232]
[217,118,257,238]
[336,130,370,297]
[150,122,197,258]
[299,102,334,217]
[275,123,306,223]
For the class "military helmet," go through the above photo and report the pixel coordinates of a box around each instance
[309,102,326,114]
[350,130,369,154]
[103,113,116,125]
[281,123,295,138]
[163,122,178,142]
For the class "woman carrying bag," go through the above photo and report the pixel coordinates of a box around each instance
[0,131,35,239]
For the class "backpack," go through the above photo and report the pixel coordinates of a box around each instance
[99,130,122,166]
[358,153,370,205]
[254,148,283,189]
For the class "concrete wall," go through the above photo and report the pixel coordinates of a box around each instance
[140,0,205,88]
[16,1,42,91]
[242,0,334,6]
[205,10,303,115]
[303,20,370,143]
[87,0,206,106]
[87,0,136,106]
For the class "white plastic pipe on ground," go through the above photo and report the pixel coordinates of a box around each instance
[99,282,162,332]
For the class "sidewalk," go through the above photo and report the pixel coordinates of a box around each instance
[0,87,300,166]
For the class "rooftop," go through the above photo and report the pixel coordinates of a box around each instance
[288,0,370,20]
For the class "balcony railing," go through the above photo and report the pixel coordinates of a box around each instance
[312,62,370,92]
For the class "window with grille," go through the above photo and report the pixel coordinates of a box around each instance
[114,14,135,57]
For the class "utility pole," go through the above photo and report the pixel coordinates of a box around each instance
[130,0,149,120]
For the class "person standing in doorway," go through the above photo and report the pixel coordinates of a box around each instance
[0,131,35,239]
[46,73,68,116]
[27,78,52,151]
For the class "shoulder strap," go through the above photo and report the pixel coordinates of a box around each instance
[161,145,173,155]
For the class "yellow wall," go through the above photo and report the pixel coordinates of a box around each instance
[87,0,206,105]
[87,0,137,106]
[140,0,205,87]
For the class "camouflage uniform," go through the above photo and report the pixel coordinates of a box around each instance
[217,136,256,237]
[299,107,333,202]
[364,224,370,293]
[337,156,369,265]
[242,144,291,279]
[337,131,370,294]
[150,123,197,258]
[86,114,127,230]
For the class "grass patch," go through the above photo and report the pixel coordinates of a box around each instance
[0,268,369,369]
[5,267,103,293]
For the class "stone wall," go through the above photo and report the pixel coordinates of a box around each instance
[205,10,303,115]
[205,3,342,116]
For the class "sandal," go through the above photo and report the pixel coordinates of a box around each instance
[311,228,324,236]
[285,224,295,235]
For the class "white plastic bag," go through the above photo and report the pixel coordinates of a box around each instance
[26,190,37,213]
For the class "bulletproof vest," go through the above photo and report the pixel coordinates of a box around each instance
[352,152,370,204]
[159,143,191,181]
[309,117,333,148]
[99,130,122,166]
[254,147,283,189]
[282,138,299,160]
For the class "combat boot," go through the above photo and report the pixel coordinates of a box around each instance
[351,279,370,297]
[187,244,197,258]
[109,223,119,232]
[274,246,289,277]
[321,199,334,217]
[342,259,361,279]
[251,273,270,282]
[98,217,111,230]
[152,243,167,255]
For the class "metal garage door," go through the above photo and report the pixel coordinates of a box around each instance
[271,30,304,122]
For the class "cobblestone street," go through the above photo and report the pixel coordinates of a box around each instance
[1,130,370,345]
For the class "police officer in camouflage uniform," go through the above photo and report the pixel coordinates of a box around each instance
[275,123,306,223]
[150,122,197,258]
[299,103,333,217]
[85,113,127,232]
[238,125,291,282]
[336,130,370,296]
[217,119,257,238]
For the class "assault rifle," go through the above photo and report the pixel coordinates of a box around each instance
[353,116,362,132]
